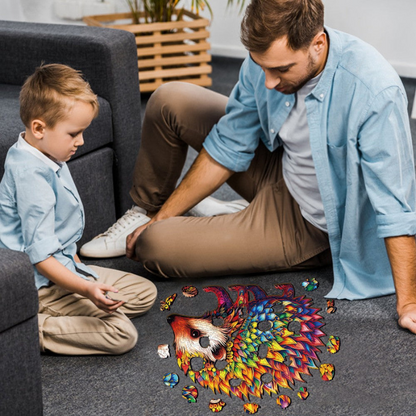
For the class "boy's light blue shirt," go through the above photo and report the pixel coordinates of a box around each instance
[0,134,98,289]
[203,27,416,300]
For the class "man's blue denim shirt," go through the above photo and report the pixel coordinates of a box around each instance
[203,27,416,300]
[0,135,98,289]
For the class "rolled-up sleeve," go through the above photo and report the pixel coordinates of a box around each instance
[358,86,416,238]
[16,168,63,264]
[203,58,263,172]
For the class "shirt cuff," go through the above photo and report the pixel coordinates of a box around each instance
[25,236,63,264]
[376,212,416,238]
[203,132,253,172]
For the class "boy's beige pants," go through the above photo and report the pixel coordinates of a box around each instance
[38,265,157,355]
[130,82,331,278]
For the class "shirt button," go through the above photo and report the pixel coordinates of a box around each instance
[320,93,324,99]
[285,101,290,107]
[270,129,275,134]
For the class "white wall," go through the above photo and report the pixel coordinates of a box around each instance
[2,0,416,78]
[204,0,416,78]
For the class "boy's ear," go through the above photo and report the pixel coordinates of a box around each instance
[31,119,46,139]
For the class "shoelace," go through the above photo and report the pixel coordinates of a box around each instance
[95,208,145,239]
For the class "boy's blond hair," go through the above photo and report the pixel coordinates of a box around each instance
[20,63,99,128]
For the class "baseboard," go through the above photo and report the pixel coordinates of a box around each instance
[210,44,247,59]
[210,45,416,80]
[391,61,416,79]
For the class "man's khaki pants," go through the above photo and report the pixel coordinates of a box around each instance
[130,82,331,278]
[38,266,157,355]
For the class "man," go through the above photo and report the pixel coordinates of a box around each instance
[81,0,416,333]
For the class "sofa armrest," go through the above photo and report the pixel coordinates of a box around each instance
[0,248,43,416]
[0,248,38,332]
[0,20,142,216]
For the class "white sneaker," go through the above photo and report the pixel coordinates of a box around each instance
[187,196,249,217]
[80,206,150,258]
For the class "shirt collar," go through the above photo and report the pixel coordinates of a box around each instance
[309,26,343,101]
[16,132,62,173]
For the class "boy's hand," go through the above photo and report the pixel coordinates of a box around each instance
[84,282,124,314]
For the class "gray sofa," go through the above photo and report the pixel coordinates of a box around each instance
[0,20,142,415]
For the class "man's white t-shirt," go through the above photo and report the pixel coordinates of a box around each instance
[279,72,327,232]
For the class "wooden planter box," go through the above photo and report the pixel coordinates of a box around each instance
[83,10,212,92]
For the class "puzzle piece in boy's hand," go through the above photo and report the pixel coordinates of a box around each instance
[182,285,198,298]
[302,277,319,291]
[319,363,335,381]
[158,344,170,358]
[326,336,340,354]
[163,373,179,388]
[160,293,177,311]
[326,299,337,313]
[105,291,133,303]
[243,403,260,414]
[276,395,291,409]
[182,385,198,403]
[208,398,226,412]
[297,386,309,400]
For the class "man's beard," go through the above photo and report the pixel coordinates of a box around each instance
[278,53,320,95]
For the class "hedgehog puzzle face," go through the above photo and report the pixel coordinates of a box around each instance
[167,284,325,401]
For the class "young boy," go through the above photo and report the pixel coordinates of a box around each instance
[0,64,157,355]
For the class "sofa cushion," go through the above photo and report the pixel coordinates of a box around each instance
[0,83,113,178]
[68,147,117,247]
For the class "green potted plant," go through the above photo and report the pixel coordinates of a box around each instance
[83,0,244,92]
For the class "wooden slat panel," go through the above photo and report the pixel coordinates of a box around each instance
[138,53,211,69]
[83,11,209,33]
[140,77,212,92]
[136,29,210,46]
[137,41,211,57]
[139,64,212,81]
[83,10,212,93]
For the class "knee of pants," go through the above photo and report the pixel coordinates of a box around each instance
[136,221,175,277]
[111,318,139,355]
[145,82,187,125]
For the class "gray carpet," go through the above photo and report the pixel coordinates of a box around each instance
[41,56,416,416]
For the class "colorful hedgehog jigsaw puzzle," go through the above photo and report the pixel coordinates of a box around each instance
[164,284,334,409]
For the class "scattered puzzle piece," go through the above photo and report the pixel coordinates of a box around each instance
[326,299,337,313]
[243,403,260,414]
[326,336,340,354]
[319,364,335,381]
[182,385,198,403]
[158,344,170,358]
[160,293,177,311]
[182,285,198,298]
[163,373,179,388]
[209,398,226,412]
[297,386,309,400]
[302,277,319,291]
[276,395,291,409]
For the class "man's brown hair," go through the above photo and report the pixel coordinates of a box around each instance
[241,0,324,53]
[20,63,99,128]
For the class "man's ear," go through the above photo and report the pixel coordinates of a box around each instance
[312,31,327,54]
[31,119,46,139]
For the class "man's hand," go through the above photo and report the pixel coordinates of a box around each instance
[83,281,124,314]
[397,303,416,334]
[126,220,154,261]
[385,235,416,334]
